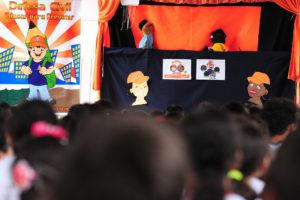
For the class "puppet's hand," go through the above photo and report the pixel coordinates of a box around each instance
[39,67,47,75]
[21,66,32,75]
[46,66,54,75]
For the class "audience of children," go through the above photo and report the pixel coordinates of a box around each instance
[0,98,299,200]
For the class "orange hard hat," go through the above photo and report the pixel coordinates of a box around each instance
[127,71,149,84]
[29,35,47,48]
[247,72,270,85]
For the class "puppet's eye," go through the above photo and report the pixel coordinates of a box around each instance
[257,85,261,90]
[250,83,254,87]
[40,48,45,51]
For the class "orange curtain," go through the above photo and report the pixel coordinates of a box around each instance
[93,0,120,93]
[142,0,270,4]
[273,0,300,82]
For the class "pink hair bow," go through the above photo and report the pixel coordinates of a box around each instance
[12,160,38,192]
[31,121,68,140]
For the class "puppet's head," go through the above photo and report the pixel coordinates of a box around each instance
[127,71,149,106]
[247,72,270,100]
[210,29,227,52]
[211,29,226,44]
[139,19,153,35]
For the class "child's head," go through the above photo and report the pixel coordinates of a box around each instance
[8,100,57,153]
[12,122,67,200]
[48,116,188,200]
[261,98,297,138]
[263,129,300,200]
[232,116,269,177]
[183,109,238,200]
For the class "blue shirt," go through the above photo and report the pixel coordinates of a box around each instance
[23,60,52,86]
[139,34,153,49]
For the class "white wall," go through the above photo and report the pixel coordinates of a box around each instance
[80,0,99,103]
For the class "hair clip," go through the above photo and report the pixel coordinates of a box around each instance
[12,160,38,192]
[31,121,68,140]
[227,169,244,181]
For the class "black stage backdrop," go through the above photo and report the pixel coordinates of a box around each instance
[101,48,295,112]
[109,2,294,52]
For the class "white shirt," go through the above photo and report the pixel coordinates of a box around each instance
[0,155,20,200]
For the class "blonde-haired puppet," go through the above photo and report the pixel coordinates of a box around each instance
[247,72,270,106]
[127,71,149,106]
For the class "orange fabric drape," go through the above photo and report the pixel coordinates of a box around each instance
[142,0,270,4]
[93,0,120,93]
[273,0,300,82]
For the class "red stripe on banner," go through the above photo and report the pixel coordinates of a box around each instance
[50,19,81,49]
[0,1,26,43]
[129,5,261,51]
[44,0,72,38]
[0,37,27,54]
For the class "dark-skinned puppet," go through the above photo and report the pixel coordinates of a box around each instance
[205,29,227,52]
[138,19,153,49]
[247,72,270,107]
[21,21,56,104]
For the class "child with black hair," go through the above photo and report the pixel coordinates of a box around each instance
[222,101,248,116]
[262,129,300,200]
[226,116,270,200]
[7,100,57,153]
[0,100,57,200]
[261,98,297,159]
[47,116,189,200]
[12,121,67,200]
[183,108,238,200]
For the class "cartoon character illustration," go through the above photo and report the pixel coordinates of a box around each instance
[203,60,219,79]
[170,61,186,73]
[21,21,56,105]
[247,72,270,106]
[138,19,153,49]
[127,71,149,106]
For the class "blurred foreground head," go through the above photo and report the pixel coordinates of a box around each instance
[263,130,300,200]
[183,109,238,200]
[8,100,57,153]
[48,116,189,200]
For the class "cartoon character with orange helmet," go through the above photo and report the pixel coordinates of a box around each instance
[247,72,270,106]
[127,71,149,106]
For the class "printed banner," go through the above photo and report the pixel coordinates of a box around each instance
[162,59,191,80]
[0,0,81,112]
[196,59,225,80]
